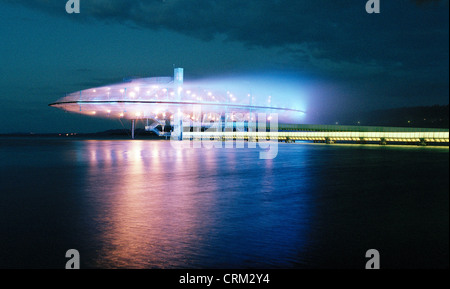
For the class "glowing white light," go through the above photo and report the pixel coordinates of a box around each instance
[50,73,307,124]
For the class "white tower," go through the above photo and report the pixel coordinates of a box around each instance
[174,68,184,85]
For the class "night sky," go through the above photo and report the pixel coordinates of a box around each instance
[0,0,448,133]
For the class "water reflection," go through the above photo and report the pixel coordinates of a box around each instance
[77,141,313,268]
[1,138,447,268]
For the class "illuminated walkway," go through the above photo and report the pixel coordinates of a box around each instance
[182,124,449,145]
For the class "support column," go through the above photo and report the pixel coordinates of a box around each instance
[131,119,136,139]
[173,109,183,141]
[178,118,183,141]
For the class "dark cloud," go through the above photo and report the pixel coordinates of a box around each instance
[2,1,448,87]
[412,0,444,4]
[3,0,353,47]
[2,0,444,47]
[2,0,447,79]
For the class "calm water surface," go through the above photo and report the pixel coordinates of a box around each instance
[0,138,448,268]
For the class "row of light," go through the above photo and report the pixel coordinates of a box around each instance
[81,86,275,106]
[87,110,274,121]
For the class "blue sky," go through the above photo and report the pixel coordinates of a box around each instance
[0,0,448,133]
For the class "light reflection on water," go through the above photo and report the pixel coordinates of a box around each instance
[77,140,313,269]
[0,138,447,269]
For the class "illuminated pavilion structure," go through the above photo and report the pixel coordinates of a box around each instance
[49,68,306,139]
[49,68,449,145]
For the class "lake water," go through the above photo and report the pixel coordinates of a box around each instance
[0,137,448,269]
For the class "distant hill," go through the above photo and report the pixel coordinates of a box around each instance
[83,128,162,138]
[335,105,449,129]
[0,128,163,138]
